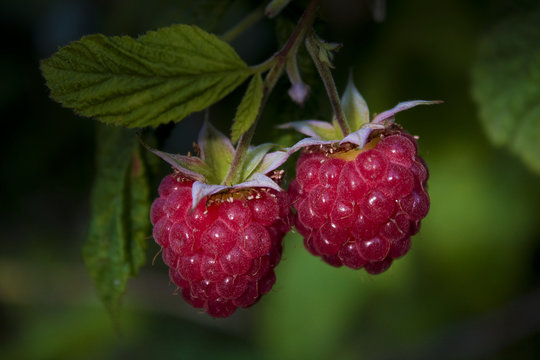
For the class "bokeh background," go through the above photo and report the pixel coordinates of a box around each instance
[1,0,540,359]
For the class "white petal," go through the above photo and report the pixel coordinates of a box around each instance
[288,82,310,105]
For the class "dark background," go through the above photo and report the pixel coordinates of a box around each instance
[1,0,540,359]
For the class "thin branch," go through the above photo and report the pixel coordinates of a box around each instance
[220,4,266,43]
[305,31,351,136]
[223,0,321,185]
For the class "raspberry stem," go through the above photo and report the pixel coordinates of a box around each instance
[220,3,266,43]
[224,0,321,185]
[305,30,351,136]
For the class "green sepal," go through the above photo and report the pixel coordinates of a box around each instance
[313,38,342,68]
[242,143,276,180]
[251,150,289,176]
[279,120,341,141]
[139,144,211,182]
[341,75,370,132]
[198,121,235,184]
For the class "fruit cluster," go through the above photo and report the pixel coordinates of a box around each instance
[149,125,431,317]
[147,82,438,318]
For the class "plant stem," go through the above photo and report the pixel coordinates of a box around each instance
[220,4,266,43]
[223,0,321,185]
[305,31,351,136]
[249,57,278,74]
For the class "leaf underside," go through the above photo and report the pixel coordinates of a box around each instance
[41,24,251,128]
[84,124,150,319]
[472,9,540,174]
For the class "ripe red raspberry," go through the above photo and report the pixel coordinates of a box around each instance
[289,127,429,274]
[150,173,292,318]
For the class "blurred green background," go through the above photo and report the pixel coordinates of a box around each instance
[1,0,540,359]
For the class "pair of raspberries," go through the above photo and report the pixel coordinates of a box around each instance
[150,130,429,317]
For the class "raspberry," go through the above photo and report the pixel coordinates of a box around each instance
[289,128,429,274]
[150,174,291,318]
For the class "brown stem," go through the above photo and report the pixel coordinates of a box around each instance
[223,0,321,185]
[305,31,351,136]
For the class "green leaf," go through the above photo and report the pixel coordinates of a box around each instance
[231,74,263,143]
[41,24,251,128]
[126,147,150,277]
[84,124,150,319]
[471,9,540,174]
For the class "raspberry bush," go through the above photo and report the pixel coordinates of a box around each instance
[41,0,440,319]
